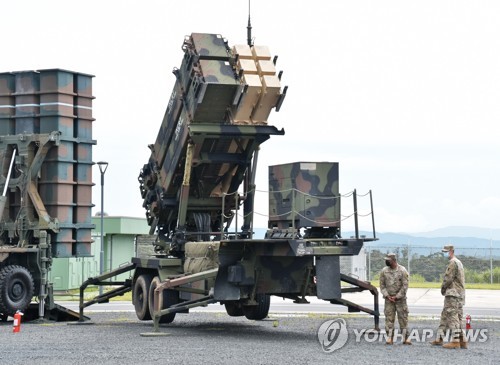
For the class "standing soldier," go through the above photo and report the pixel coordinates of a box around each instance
[431,245,467,349]
[379,253,411,345]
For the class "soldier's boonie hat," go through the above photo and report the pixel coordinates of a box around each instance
[384,253,396,261]
[442,245,454,252]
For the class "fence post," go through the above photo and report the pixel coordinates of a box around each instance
[367,247,371,281]
[491,237,493,285]
[407,241,411,277]
[353,189,359,239]
[369,190,376,239]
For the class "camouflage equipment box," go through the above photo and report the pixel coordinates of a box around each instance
[268,162,341,235]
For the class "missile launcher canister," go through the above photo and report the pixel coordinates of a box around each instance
[0,69,95,320]
[139,33,286,257]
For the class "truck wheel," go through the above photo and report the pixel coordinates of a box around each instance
[0,265,35,316]
[224,301,244,317]
[243,294,270,320]
[133,274,153,320]
[148,276,177,324]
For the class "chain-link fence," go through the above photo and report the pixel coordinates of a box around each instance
[365,246,500,284]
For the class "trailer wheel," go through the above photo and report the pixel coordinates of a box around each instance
[148,276,177,324]
[0,265,35,316]
[133,274,153,320]
[243,294,271,320]
[224,301,244,317]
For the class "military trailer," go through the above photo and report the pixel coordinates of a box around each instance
[79,33,379,330]
[0,69,95,321]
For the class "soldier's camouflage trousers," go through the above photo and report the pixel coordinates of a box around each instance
[437,296,464,340]
[384,298,409,337]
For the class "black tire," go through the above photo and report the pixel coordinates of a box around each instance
[148,276,177,324]
[133,274,153,320]
[224,301,244,317]
[0,265,35,316]
[243,294,271,320]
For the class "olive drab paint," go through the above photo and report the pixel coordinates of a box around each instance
[0,69,95,318]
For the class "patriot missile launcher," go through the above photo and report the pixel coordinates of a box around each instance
[79,33,380,331]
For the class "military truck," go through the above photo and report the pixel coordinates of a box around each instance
[0,69,95,321]
[79,33,379,330]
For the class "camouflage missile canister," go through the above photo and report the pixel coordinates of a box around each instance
[139,33,286,252]
[268,162,341,236]
[0,69,96,257]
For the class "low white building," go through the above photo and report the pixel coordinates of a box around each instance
[340,247,367,281]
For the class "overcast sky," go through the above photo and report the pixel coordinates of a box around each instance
[2,0,499,234]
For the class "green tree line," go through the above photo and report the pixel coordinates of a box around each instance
[368,248,500,283]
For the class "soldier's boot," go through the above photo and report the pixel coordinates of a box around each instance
[430,336,443,346]
[459,333,468,349]
[403,336,412,345]
[442,340,461,349]
[386,335,393,345]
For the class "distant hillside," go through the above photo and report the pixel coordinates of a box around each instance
[414,226,500,240]
[359,231,498,258]
[365,232,497,249]
[251,227,499,258]
[254,227,499,249]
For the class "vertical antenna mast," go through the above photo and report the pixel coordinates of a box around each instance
[247,0,252,47]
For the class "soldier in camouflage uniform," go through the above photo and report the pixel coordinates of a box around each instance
[379,253,411,345]
[431,245,467,349]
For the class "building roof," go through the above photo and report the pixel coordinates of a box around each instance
[91,216,150,235]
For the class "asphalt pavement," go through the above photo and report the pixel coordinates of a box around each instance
[2,311,499,365]
[1,289,498,365]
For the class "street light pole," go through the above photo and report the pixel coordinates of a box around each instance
[97,161,108,296]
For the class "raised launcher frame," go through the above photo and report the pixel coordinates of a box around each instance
[138,33,286,257]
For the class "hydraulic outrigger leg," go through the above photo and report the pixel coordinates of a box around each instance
[331,274,380,330]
